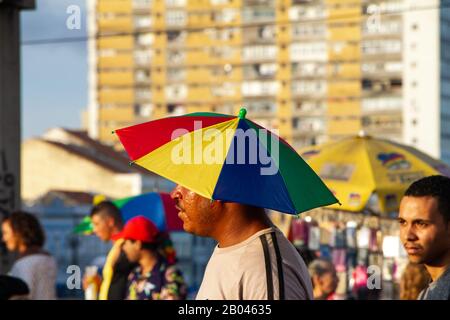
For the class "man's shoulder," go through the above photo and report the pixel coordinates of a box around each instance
[434,267,450,299]
[238,227,292,255]
[424,267,450,300]
[14,254,56,268]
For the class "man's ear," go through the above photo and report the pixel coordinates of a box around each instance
[136,240,143,250]
[106,216,116,228]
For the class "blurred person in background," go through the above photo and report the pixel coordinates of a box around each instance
[400,263,431,300]
[296,247,318,267]
[1,211,57,300]
[115,216,187,300]
[308,258,339,300]
[85,201,137,300]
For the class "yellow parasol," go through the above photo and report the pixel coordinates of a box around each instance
[298,132,450,215]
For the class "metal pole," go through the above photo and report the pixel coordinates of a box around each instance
[0,0,35,273]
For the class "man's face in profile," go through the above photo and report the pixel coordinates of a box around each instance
[91,213,115,242]
[398,196,450,265]
[171,185,219,237]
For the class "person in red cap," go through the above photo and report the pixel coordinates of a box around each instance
[114,216,187,300]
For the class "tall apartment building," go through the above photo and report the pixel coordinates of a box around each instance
[85,0,450,163]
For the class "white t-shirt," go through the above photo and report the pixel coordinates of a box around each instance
[196,227,313,300]
[9,254,57,300]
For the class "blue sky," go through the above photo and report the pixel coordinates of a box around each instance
[21,0,87,139]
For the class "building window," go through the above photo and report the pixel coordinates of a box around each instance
[167,31,185,43]
[211,83,236,97]
[135,89,152,101]
[167,68,185,81]
[165,84,188,100]
[290,42,327,61]
[243,45,277,61]
[258,26,275,40]
[166,11,187,26]
[134,50,152,65]
[133,0,152,9]
[362,39,402,55]
[292,62,326,77]
[134,16,152,29]
[165,0,186,7]
[134,104,153,117]
[135,69,150,82]
[210,0,230,5]
[291,80,327,96]
[167,50,185,64]
[242,81,279,97]
[292,23,326,38]
[136,34,155,46]
[242,7,275,23]
[211,9,237,23]
[288,5,326,20]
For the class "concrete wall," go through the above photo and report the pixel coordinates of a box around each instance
[22,139,140,201]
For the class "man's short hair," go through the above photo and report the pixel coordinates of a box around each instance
[90,201,123,227]
[404,175,450,223]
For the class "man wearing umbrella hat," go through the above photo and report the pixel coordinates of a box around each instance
[115,108,339,300]
[171,185,314,300]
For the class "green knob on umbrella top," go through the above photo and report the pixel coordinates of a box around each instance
[238,108,247,119]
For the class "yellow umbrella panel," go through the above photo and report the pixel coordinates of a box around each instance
[299,135,448,214]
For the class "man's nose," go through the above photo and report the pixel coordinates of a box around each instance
[405,226,418,242]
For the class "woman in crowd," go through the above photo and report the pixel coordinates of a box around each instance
[114,215,187,300]
[1,211,57,300]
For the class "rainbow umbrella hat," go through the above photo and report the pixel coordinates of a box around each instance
[115,108,339,215]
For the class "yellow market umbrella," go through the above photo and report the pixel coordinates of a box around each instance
[298,133,450,215]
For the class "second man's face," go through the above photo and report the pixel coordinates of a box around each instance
[398,196,450,266]
[91,213,115,242]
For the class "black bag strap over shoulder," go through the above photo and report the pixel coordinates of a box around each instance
[260,231,286,300]
[270,232,285,300]
[260,234,274,300]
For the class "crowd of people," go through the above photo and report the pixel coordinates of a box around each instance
[0,175,449,300]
